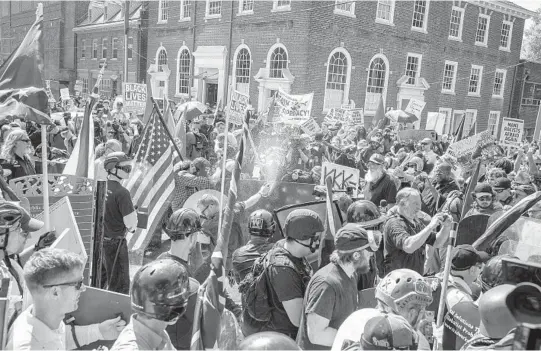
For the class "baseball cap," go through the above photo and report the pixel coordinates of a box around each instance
[451,244,490,271]
[421,137,432,144]
[360,313,418,350]
[493,178,512,190]
[0,201,44,232]
[284,209,324,241]
[369,154,385,165]
[473,183,493,197]
[334,223,381,253]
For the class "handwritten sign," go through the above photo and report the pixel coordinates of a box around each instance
[447,130,494,158]
[499,117,524,147]
[301,118,321,136]
[272,89,313,125]
[45,80,56,103]
[404,98,426,118]
[227,90,249,125]
[74,80,83,92]
[123,82,147,114]
[321,162,360,194]
[347,108,364,125]
[60,88,70,101]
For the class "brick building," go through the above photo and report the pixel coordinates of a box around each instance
[149,1,535,133]
[73,1,147,100]
[0,1,88,96]
[508,60,541,139]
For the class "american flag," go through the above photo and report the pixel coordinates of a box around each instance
[191,111,250,350]
[124,106,177,252]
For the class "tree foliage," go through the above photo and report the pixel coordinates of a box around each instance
[522,8,541,63]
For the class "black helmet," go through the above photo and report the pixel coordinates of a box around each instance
[104,151,132,175]
[481,254,517,293]
[248,209,275,237]
[163,208,201,241]
[237,332,301,350]
[0,203,22,249]
[347,200,384,228]
[131,259,190,322]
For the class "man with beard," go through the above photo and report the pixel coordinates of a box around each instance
[186,119,209,160]
[363,154,397,207]
[420,163,459,216]
[296,223,380,349]
[332,269,433,351]
[464,183,502,217]
[171,158,220,212]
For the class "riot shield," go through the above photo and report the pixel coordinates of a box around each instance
[456,214,490,245]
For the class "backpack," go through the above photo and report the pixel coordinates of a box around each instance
[238,246,309,323]
[194,133,207,151]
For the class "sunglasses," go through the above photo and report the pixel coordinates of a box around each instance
[43,279,84,290]
[476,196,492,201]
[116,165,132,173]
[493,188,507,193]
[19,139,31,143]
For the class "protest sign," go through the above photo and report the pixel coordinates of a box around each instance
[397,130,437,143]
[74,79,83,92]
[345,108,364,125]
[442,301,481,350]
[227,90,250,125]
[404,98,426,118]
[426,112,445,134]
[447,130,494,159]
[45,80,56,103]
[123,82,147,114]
[499,117,524,147]
[272,89,313,125]
[301,118,321,136]
[60,88,70,101]
[321,162,360,194]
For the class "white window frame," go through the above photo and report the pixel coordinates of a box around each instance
[521,81,541,106]
[364,54,390,113]
[448,6,464,41]
[323,48,352,111]
[233,44,252,95]
[158,0,169,23]
[438,107,453,135]
[411,0,429,33]
[334,0,356,18]
[376,0,395,25]
[81,39,86,60]
[92,39,98,60]
[488,111,501,137]
[272,0,291,12]
[127,37,133,60]
[492,69,507,98]
[441,60,458,94]
[405,53,422,85]
[175,46,191,97]
[499,20,513,52]
[475,14,490,47]
[205,0,222,19]
[111,38,118,60]
[156,46,168,72]
[179,0,192,21]
[102,38,107,59]
[238,0,254,15]
[468,64,483,97]
[464,109,478,135]
[266,43,289,79]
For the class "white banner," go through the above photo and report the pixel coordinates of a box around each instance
[275,89,313,125]
[123,83,147,114]
[404,98,426,118]
[499,117,524,147]
[321,162,360,194]
[227,90,250,125]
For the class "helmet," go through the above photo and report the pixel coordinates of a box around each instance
[0,203,22,249]
[162,208,201,241]
[238,332,300,350]
[481,254,516,293]
[375,269,433,311]
[104,151,131,174]
[346,200,384,229]
[248,209,275,237]
[284,209,324,241]
[131,259,190,322]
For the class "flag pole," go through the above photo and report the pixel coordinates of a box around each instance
[150,97,184,161]
[123,0,130,84]
[218,107,230,232]
[41,125,50,232]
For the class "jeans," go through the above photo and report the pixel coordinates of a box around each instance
[102,237,130,295]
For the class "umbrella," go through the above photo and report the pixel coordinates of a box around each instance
[173,101,208,122]
[385,109,418,124]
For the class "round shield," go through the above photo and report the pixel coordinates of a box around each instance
[457,214,490,245]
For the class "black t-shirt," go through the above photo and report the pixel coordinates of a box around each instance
[103,180,135,238]
[367,173,398,206]
[297,262,359,350]
[0,155,36,182]
[232,237,274,284]
[383,214,435,275]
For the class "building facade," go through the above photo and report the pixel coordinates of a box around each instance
[0,1,88,96]
[509,60,541,139]
[73,1,147,100]
[145,0,534,134]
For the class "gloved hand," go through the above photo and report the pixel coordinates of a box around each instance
[34,230,56,251]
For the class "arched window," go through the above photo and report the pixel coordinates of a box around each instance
[324,49,351,110]
[235,46,251,94]
[176,48,191,95]
[269,46,288,79]
[157,48,168,72]
[365,54,389,111]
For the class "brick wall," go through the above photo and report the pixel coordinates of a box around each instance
[509,60,541,137]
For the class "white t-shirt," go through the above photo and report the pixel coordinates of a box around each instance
[331,308,431,351]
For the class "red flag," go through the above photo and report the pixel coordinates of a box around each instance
[191,111,250,350]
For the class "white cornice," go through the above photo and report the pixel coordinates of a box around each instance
[73,19,140,33]
[467,0,536,19]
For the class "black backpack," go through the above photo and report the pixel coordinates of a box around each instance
[194,132,208,151]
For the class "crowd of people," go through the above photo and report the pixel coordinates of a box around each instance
[0,94,540,351]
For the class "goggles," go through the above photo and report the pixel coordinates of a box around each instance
[116,165,132,173]
[476,195,492,202]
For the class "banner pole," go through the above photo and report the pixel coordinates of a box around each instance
[150,97,184,161]
[218,109,231,231]
[41,125,50,232]
[436,222,458,328]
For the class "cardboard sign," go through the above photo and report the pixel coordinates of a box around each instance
[301,118,321,136]
[45,80,56,103]
[74,80,83,92]
[404,98,426,118]
[273,89,313,125]
[60,88,70,101]
[499,117,524,147]
[347,108,364,124]
[320,162,360,193]
[123,82,147,114]
[442,301,481,350]
[325,108,364,126]
[397,130,437,143]
[447,130,494,159]
[426,112,445,134]
[227,90,250,125]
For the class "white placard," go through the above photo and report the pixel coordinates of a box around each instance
[426,112,446,135]
[227,90,250,125]
[301,118,321,136]
[404,98,426,118]
[123,82,147,114]
[320,162,360,194]
[60,88,70,101]
[499,117,524,147]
